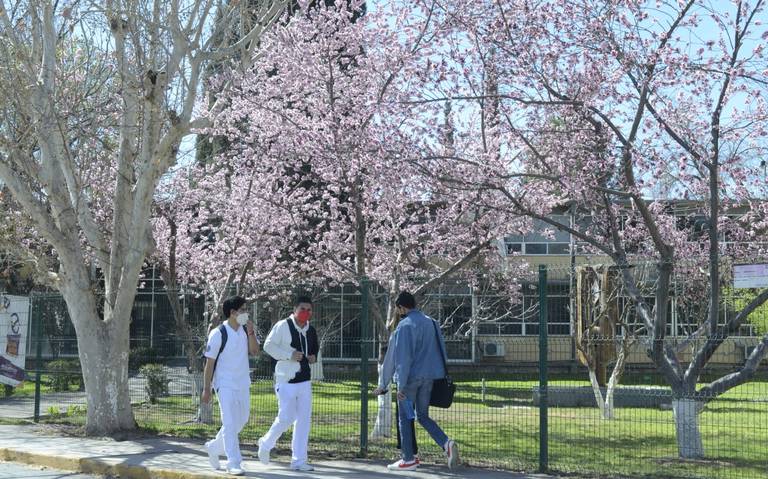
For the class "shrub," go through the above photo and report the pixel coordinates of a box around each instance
[67,404,86,417]
[46,359,83,392]
[129,346,161,371]
[140,363,169,404]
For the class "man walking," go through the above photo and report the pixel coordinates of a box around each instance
[388,291,459,471]
[202,295,261,476]
[258,295,319,472]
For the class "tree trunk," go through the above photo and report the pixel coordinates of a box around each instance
[587,369,608,419]
[602,344,628,420]
[64,289,135,435]
[193,372,214,424]
[672,398,704,458]
[372,359,393,439]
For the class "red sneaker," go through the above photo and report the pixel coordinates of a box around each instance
[387,459,418,471]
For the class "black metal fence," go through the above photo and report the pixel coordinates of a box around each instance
[1,266,767,479]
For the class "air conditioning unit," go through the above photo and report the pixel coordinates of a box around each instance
[483,341,506,357]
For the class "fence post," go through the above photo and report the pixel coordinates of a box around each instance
[538,265,548,473]
[359,277,369,457]
[33,295,42,422]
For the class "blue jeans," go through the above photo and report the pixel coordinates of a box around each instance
[398,378,448,461]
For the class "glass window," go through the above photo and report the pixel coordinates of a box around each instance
[548,243,570,255]
[525,243,547,255]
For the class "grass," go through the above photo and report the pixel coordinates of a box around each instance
[13,378,768,479]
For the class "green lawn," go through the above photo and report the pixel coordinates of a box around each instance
[19,379,768,479]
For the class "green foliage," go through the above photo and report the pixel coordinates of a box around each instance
[729,288,768,335]
[139,363,169,404]
[47,405,61,417]
[130,346,161,371]
[46,359,83,392]
[67,404,86,417]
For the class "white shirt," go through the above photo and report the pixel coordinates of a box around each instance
[263,316,309,384]
[204,322,250,390]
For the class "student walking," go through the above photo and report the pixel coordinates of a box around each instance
[372,315,419,463]
[388,291,459,471]
[202,296,261,476]
[258,295,319,472]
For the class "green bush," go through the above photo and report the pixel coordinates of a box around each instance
[140,363,169,404]
[130,346,161,371]
[46,359,83,392]
[67,404,86,417]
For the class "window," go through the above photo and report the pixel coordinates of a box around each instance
[504,215,571,256]
[476,288,570,336]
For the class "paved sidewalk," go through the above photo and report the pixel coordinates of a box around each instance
[0,425,557,479]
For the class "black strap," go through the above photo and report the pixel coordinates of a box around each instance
[431,320,449,377]
[211,324,228,383]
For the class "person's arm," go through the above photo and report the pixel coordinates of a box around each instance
[201,357,215,404]
[246,320,260,356]
[394,325,414,391]
[201,329,222,403]
[264,321,300,361]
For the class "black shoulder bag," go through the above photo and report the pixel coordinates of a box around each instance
[429,320,456,408]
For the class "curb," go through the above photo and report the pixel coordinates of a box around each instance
[0,447,227,479]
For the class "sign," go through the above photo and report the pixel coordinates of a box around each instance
[0,295,29,386]
[733,264,768,289]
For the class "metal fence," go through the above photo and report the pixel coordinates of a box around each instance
[1,265,767,479]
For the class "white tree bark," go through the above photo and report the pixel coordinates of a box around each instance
[672,399,704,459]
[60,270,136,433]
[192,373,214,424]
[371,362,393,439]
[587,369,608,419]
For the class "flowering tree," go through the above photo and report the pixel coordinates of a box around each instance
[166,0,530,438]
[0,0,288,434]
[421,0,768,457]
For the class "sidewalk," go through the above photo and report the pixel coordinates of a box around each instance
[0,425,556,479]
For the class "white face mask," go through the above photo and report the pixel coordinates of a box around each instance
[236,313,249,325]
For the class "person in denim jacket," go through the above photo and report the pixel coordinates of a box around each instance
[386,291,459,471]
[372,316,418,463]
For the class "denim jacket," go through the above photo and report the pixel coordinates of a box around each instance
[392,309,447,390]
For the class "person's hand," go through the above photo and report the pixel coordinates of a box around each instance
[201,389,211,405]
[246,320,256,337]
[397,391,406,401]
[307,354,317,364]
[291,351,304,361]
[372,387,387,396]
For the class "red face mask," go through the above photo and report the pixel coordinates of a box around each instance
[296,310,311,324]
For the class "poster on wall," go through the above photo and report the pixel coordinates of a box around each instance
[0,294,29,387]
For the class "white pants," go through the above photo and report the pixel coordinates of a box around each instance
[208,386,250,469]
[259,381,312,467]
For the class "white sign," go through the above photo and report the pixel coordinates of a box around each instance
[733,264,768,289]
[0,295,29,386]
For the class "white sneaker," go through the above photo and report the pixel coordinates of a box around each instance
[227,467,244,476]
[204,440,220,471]
[257,439,270,465]
[387,459,418,471]
[291,463,315,471]
[445,439,459,469]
